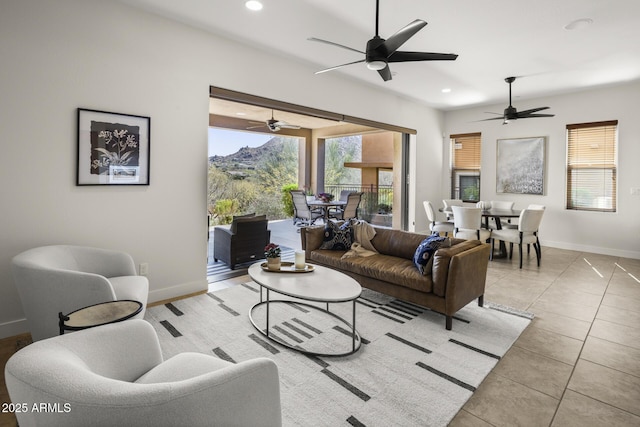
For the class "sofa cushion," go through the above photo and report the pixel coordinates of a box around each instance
[230,214,266,233]
[370,228,428,260]
[310,250,433,293]
[319,220,353,250]
[413,235,452,275]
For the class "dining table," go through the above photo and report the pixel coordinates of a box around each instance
[308,199,347,222]
[441,207,522,258]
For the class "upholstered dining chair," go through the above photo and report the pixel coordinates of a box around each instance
[11,245,149,341]
[4,319,282,427]
[442,199,464,220]
[490,208,545,268]
[452,206,491,242]
[423,201,454,236]
[502,204,545,257]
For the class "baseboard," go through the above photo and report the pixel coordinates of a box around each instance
[0,318,29,340]
[542,239,640,260]
[147,279,208,305]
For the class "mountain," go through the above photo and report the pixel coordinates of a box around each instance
[209,136,284,179]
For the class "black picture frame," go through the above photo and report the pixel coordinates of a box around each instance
[77,108,150,185]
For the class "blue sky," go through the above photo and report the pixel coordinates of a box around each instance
[208,127,272,156]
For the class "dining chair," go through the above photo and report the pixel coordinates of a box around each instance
[502,204,545,257]
[330,192,363,220]
[490,208,545,268]
[328,190,353,218]
[487,200,515,229]
[423,201,454,236]
[291,191,323,226]
[442,199,463,220]
[452,206,491,242]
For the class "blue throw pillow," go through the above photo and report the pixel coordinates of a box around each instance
[319,221,353,250]
[413,234,450,275]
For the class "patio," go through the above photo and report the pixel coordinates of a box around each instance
[207,219,303,287]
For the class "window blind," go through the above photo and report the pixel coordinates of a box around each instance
[450,132,481,201]
[566,121,617,212]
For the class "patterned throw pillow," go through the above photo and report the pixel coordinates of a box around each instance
[413,234,451,275]
[319,220,353,250]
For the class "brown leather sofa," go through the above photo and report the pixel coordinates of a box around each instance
[301,226,491,330]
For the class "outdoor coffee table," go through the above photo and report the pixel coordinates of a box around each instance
[248,262,362,357]
[58,300,143,335]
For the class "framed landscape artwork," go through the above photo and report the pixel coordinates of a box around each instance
[496,137,545,194]
[77,108,150,185]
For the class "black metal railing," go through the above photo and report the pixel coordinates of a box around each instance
[323,184,393,224]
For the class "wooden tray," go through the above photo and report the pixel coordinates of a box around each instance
[260,261,315,273]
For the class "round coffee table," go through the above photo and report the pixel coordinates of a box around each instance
[58,300,143,335]
[248,262,362,357]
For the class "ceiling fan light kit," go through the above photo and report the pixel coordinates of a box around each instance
[310,0,457,81]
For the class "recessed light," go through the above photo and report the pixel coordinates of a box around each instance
[236,112,247,116]
[441,88,452,93]
[564,18,593,30]
[245,1,263,11]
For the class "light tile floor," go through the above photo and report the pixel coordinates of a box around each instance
[450,247,640,426]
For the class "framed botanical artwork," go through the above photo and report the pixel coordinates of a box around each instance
[496,136,545,194]
[77,108,150,185]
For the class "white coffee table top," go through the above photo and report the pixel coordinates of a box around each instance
[248,262,361,303]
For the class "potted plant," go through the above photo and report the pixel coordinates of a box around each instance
[264,243,282,270]
[317,192,334,203]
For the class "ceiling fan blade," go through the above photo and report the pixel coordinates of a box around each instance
[307,37,364,55]
[517,106,549,115]
[246,124,267,129]
[315,59,366,74]
[377,65,392,81]
[518,113,555,118]
[478,117,506,121]
[279,124,301,129]
[388,51,458,62]
[484,112,503,115]
[378,20,427,56]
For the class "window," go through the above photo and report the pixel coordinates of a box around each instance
[566,120,617,212]
[450,133,481,202]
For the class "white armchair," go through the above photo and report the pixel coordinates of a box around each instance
[4,319,282,427]
[11,245,149,341]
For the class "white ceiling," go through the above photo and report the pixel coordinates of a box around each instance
[117,0,640,111]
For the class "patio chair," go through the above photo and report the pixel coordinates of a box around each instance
[329,192,363,220]
[214,214,270,269]
[291,191,322,226]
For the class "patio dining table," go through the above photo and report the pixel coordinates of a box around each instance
[308,200,347,222]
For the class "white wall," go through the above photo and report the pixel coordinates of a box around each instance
[442,82,640,259]
[0,0,443,338]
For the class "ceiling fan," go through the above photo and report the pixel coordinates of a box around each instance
[308,0,458,81]
[247,110,301,132]
[482,77,555,124]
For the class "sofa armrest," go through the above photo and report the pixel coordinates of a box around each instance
[301,225,325,260]
[443,243,491,313]
[431,241,489,297]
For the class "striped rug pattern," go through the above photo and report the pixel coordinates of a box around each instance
[144,282,531,426]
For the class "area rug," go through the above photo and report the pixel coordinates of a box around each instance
[144,282,532,427]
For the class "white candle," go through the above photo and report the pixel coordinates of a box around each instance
[295,250,306,269]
